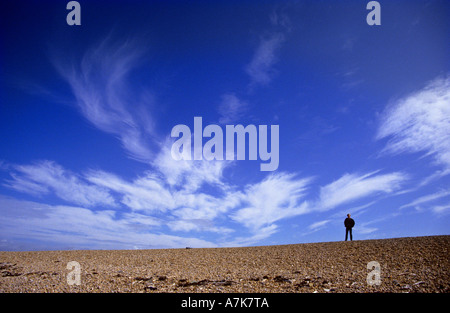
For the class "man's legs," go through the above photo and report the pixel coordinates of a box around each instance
[345,228,353,241]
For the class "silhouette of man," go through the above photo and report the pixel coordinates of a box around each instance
[344,214,355,241]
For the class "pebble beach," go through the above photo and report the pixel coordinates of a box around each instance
[0,235,448,293]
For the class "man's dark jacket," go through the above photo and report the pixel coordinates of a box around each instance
[344,218,355,228]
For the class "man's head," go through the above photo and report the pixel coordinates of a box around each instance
[347,214,351,218]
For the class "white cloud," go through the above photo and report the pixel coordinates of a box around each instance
[120,212,162,229]
[269,9,291,30]
[1,158,411,248]
[377,75,450,170]
[168,219,234,234]
[317,171,407,210]
[0,196,215,250]
[357,225,378,235]
[86,169,175,213]
[223,224,278,247]
[399,189,450,210]
[4,161,115,207]
[218,93,249,124]
[299,219,332,237]
[153,143,230,193]
[53,37,157,162]
[308,219,331,231]
[4,173,49,195]
[431,204,450,214]
[86,163,238,233]
[87,152,240,234]
[398,189,450,215]
[3,154,239,237]
[231,173,311,232]
[330,201,376,219]
[172,190,241,220]
[245,33,284,87]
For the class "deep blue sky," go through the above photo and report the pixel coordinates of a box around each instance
[1,0,449,250]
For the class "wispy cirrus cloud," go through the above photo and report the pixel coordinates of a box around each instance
[2,152,237,236]
[233,169,403,240]
[316,171,407,211]
[218,93,249,124]
[85,169,175,213]
[231,173,312,232]
[223,224,279,248]
[300,171,408,237]
[399,189,450,211]
[218,11,289,122]
[308,219,331,231]
[153,143,230,193]
[53,37,158,162]
[87,153,238,233]
[245,32,285,87]
[377,75,450,172]
[168,219,234,234]
[431,204,450,215]
[1,158,411,247]
[4,160,115,208]
[0,196,215,250]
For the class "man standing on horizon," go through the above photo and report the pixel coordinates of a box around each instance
[344,214,355,241]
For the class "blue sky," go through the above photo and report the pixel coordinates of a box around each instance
[0,0,449,250]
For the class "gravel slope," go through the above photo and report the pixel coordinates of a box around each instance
[0,235,448,293]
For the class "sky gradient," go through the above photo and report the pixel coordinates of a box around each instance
[0,0,449,250]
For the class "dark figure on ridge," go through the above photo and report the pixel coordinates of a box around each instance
[344,214,355,241]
